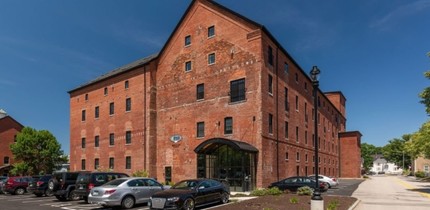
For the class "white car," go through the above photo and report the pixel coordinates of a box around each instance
[309,175,339,188]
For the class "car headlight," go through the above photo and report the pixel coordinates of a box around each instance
[167,197,180,202]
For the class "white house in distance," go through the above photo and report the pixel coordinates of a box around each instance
[370,155,403,174]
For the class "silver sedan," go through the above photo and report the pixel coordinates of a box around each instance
[88,177,169,209]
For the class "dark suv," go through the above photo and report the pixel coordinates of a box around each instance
[75,172,129,202]
[3,176,32,195]
[27,174,53,197]
[48,172,83,201]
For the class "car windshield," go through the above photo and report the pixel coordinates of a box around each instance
[102,179,127,187]
[172,180,198,189]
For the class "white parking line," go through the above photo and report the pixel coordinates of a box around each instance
[7,197,37,201]
[23,198,56,203]
[40,201,73,206]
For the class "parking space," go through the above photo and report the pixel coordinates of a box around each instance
[324,178,364,196]
[0,193,150,210]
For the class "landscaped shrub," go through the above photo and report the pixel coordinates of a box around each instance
[297,186,314,196]
[289,197,298,204]
[415,170,426,178]
[132,169,149,177]
[327,199,339,210]
[250,187,283,196]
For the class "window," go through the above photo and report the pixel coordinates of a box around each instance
[295,73,298,83]
[185,35,191,46]
[295,95,299,111]
[197,122,205,138]
[224,117,233,135]
[296,152,300,161]
[305,131,308,145]
[104,87,108,95]
[284,62,289,74]
[109,133,115,146]
[94,158,99,169]
[208,25,215,37]
[126,156,131,169]
[126,131,131,144]
[196,83,204,100]
[85,94,88,101]
[268,113,273,134]
[126,98,131,112]
[81,159,86,170]
[208,53,215,65]
[81,110,86,121]
[109,102,114,115]
[268,46,273,65]
[95,136,99,147]
[125,80,129,89]
[185,61,192,72]
[109,157,114,169]
[424,165,429,173]
[4,156,9,165]
[95,106,99,119]
[305,154,308,162]
[268,74,273,94]
[230,78,246,102]
[285,152,289,160]
[81,138,86,148]
[296,127,299,143]
[284,88,289,111]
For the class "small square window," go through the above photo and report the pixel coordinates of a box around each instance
[208,26,215,38]
[185,61,192,72]
[224,117,233,135]
[208,53,215,65]
[125,80,129,89]
[104,87,108,95]
[185,35,191,46]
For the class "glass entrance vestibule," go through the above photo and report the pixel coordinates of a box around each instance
[194,138,258,192]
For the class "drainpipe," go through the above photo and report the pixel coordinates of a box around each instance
[275,47,279,181]
[143,65,147,170]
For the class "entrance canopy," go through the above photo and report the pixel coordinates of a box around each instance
[194,138,258,154]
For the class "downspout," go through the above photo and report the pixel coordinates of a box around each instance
[275,47,279,181]
[143,65,147,170]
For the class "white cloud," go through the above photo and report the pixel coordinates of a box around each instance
[370,0,430,30]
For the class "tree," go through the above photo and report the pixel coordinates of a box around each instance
[419,52,430,115]
[406,121,430,159]
[361,143,383,172]
[10,127,67,175]
[382,135,412,169]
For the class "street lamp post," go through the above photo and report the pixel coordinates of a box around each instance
[310,66,323,210]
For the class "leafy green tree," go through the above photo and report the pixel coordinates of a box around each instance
[10,127,67,175]
[361,143,383,172]
[382,135,412,169]
[406,121,430,159]
[419,52,430,115]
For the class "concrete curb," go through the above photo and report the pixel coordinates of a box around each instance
[348,198,361,210]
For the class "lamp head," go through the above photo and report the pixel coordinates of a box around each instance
[310,66,320,82]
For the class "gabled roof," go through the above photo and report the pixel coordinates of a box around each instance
[0,115,24,129]
[68,53,158,93]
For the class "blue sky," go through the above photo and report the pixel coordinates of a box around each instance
[1,0,429,154]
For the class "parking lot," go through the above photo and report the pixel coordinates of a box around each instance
[0,178,363,210]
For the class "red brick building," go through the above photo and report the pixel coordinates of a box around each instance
[69,0,361,191]
[0,109,24,176]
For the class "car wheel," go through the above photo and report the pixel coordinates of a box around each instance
[45,189,53,196]
[15,188,25,195]
[68,190,80,201]
[121,195,135,209]
[220,192,229,204]
[35,193,43,197]
[48,179,58,191]
[55,195,67,201]
[183,198,195,210]
[83,196,88,203]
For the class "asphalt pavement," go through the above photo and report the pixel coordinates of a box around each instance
[352,175,430,210]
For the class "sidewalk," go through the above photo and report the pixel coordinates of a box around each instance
[352,175,430,210]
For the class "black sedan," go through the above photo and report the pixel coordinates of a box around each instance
[268,176,328,192]
[149,179,230,210]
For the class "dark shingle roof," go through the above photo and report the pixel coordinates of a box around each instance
[68,53,158,93]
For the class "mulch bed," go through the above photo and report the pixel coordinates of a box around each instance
[210,194,357,210]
